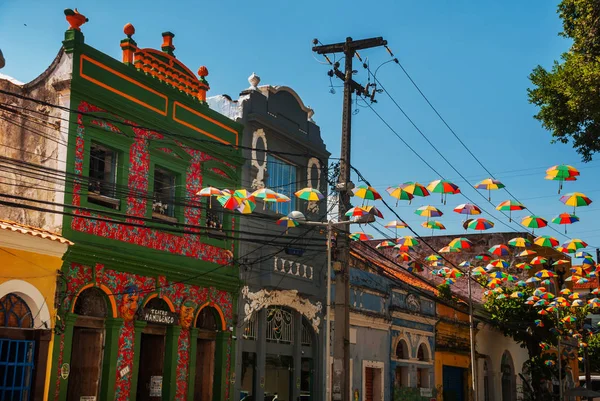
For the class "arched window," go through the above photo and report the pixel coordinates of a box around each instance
[416,343,430,388]
[73,287,108,318]
[0,293,33,328]
[501,351,516,401]
[266,307,294,344]
[196,306,220,331]
[417,343,428,361]
[395,339,409,360]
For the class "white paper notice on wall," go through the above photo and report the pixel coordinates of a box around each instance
[80,397,96,401]
[120,366,130,378]
[149,376,163,397]
[420,388,433,397]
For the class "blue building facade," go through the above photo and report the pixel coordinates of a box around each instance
[330,243,437,401]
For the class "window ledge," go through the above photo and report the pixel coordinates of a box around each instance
[88,193,120,209]
[152,212,178,224]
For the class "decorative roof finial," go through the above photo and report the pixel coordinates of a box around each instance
[248,72,260,90]
[124,23,135,39]
[161,32,175,57]
[64,8,88,31]
[198,66,209,78]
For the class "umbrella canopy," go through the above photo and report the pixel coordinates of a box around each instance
[425,254,443,262]
[588,298,600,308]
[386,186,414,206]
[496,200,526,222]
[508,237,532,248]
[251,188,279,200]
[518,250,537,257]
[475,178,505,200]
[515,262,532,270]
[453,203,482,216]
[237,198,257,214]
[475,253,492,261]
[427,179,460,204]
[345,206,370,218]
[406,261,425,273]
[466,218,494,231]
[385,220,408,229]
[415,205,443,220]
[472,267,487,276]
[349,232,374,241]
[276,217,299,232]
[487,259,510,269]
[397,252,411,262]
[489,244,510,256]
[421,220,446,232]
[295,187,324,201]
[217,194,241,210]
[397,236,420,248]
[560,192,593,213]
[553,259,571,266]
[546,164,580,194]
[233,189,251,199]
[534,235,559,248]
[376,240,396,249]
[559,238,588,253]
[535,269,556,278]
[360,205,384,219]
[530,256,548,265]
[521,215,548,232]
[439,245,461,253]
[449,237,473,250]
[352,185,382,202]
[576,251,593,259]
[400,182,430,198]
[197,186,223,197]
[551,213,580,234]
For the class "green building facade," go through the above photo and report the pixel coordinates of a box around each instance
[49,13,244,401]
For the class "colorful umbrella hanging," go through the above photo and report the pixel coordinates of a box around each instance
[551,213,579,234]
[407,261,425,273]
[397,252,411,262]
[534,235,559,248]
[439,246,461,253]
[552,259,571,267]
[352,185,382,202]
[349,232,374,241]
[560,192,592,214]
[426,179,460,204]
[559,238,588,253]
[474,178,505,200]
[489,244,510,257]
[496,200,526,222]
[252,188,279,209]
[384,220,408,239]
[575,251,593,259]
[545,164,580,194]
[415,205,443,221]
[237,198,257,214]
[197,186,224,208]
[276,217,299,234]
[518,250,536,257]
[465,218,494,231]
[487,259,510,269]
[453,203,482,219]
[274,193,291,214]
[588,298,600,308]
[386,186,414,206]
[449,237,473,250]
[217,193,241,210]
[472,267,487,276]
[515,262,532,270]
[521,215,548,234]
[421,220,446,235]
[530,256,548,265]
[376,240,396,249]
[535,269,556,278]
[425,254,443,262]
[361,205,384,219]
[507,237,531,248]
[233,189,251,199]
[295,187,324,201]
[400,182,430,199]
[397,236,420,249]
[475,253,492,262]
[345,206,370,218]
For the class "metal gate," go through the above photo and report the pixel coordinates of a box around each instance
[0,339,35,401]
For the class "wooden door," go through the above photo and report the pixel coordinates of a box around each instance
[66,327,104,401]
[136,333,165,401]
[194,339,216,401]
[365,367,374,401]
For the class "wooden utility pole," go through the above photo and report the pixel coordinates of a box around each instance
[312,36,386,401]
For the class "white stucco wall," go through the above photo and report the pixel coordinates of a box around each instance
[476,324,528,401]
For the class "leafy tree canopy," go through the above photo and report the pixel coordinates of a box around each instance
[528,0,600,161]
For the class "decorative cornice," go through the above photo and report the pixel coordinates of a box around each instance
[391,311,438,326]
[241,286,322,333]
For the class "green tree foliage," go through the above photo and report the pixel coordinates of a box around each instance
[528,0,600,161]
[583,333,600,373]
[484,286,587,401]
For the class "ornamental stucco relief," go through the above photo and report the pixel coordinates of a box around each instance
[251,129,267,189]
[241,286,322,333]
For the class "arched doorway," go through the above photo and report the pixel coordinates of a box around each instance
[300,317,316,400]
[194,306,221,401]
[501,351,516,401]
[136,297,172,401]
[416,343,431,388]
[394,338,410,387]
[264,307,294,400]
[0,293,35,400]
[67,287,109,401]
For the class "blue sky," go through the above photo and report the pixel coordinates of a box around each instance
[2,1,599,252]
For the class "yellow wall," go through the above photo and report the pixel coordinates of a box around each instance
[0,245,63,401]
